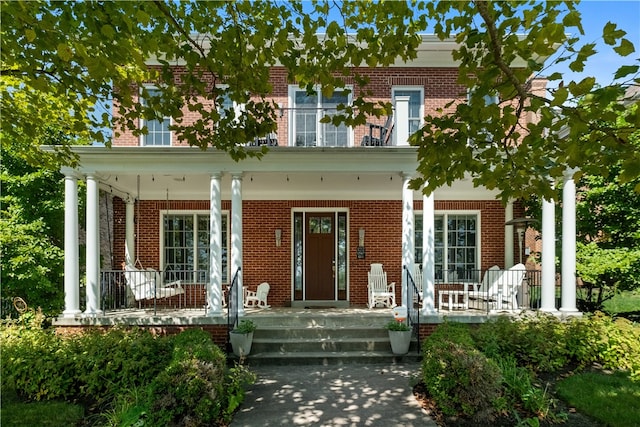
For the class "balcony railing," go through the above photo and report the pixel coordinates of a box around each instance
[245,107,395,148]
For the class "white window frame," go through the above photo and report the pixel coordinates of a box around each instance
[288,85,354,147]
[392,86,424,137]
[216,84,244,123]
[139,85,172,146]
[159,210,230,284]
[415,210,481,283]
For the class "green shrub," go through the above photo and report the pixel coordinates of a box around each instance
[494,356,563,422]
[67,327,172,404]
[422,323,502,420]
[474,315,571,373]
[223,362,257,419]
[1,311,75,401]
[145,329,228,427]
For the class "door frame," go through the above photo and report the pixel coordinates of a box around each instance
[291,208,349,302]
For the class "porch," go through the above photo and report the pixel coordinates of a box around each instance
[92,267,546,316]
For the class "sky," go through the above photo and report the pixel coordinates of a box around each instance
[553,0,640,86]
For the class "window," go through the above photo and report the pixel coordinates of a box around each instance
[415,212,479,281]
[289,86,352,147]
[163,212,228,283]
[140,87,171,146]
[392,87,424,135]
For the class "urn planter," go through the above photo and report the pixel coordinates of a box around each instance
[230,319,257,357]
[384,320,412,355]
[388,330,412,355]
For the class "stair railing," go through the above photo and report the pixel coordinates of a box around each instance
[403,265,422,352]
[226,266,242,354]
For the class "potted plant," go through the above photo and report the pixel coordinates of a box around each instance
[230,319,257,357]
[384,319,412,355]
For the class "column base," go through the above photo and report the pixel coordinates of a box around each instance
[420,308,438,316]
[82,309,104,318]
[539,307,559,313]
[559,308,582,317]
[62,309,82,318]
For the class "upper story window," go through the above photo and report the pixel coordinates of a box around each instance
[289,86,352,147]
[392,87,424,135]
[140,87,171,146]
[415,212,479,282]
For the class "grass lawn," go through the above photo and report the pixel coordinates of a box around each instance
[555,370,640,427]
[603,290,640,317]
[0,386,85,427]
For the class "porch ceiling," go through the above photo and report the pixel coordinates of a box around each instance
[59,146,499,201]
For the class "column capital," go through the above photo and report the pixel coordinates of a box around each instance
[563,167,580,180]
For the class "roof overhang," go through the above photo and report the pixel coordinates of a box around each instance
[46,146,500,202]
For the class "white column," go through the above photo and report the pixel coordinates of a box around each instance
[62,174,81,317]
[394,96,410,146]
[208,173,223,316]
[231,173,245,316]
[421,191,437,314]
[401,174,414,308]
[84,175,102,316]
[540,198,557,312]
[561,170,579,314]
[504,201,515,267]
[125,197,135,266]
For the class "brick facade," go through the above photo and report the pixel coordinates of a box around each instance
[112,197,510,307]
[112,66,464,148]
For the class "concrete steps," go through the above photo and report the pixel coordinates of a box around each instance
[233,310,421,365]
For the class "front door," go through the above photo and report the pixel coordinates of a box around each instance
[305,213,335,300]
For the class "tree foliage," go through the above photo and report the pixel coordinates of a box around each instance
[0,139,67,315]
[409,1,639,202]
[2,0,638,200]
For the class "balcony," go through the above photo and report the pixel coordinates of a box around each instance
[245,107,396,148]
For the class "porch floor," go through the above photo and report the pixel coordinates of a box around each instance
[53,305,522,327]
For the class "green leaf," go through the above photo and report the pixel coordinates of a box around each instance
[56,43,73,62]
[614,65,639,80]
[101,24,115,39]
[614,38,636,56]
[603,22,625,45]
[24,28,36,42]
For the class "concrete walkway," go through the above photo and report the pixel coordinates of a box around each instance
[230,362,438,427]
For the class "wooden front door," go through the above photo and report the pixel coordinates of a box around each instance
[305,213,335,300]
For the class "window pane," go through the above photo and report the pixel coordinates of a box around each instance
[394,89,422,134]
[295,91,317,146]
[321,217,332,233]
[337,213,347,293]
[163,213,228,283]
[141,89,171,146]
[294,213,303,293]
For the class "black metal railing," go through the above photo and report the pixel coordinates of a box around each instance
[403,265,422,352]
[241,107,396,148]
[433,268,542,313]
[100,268,209,314]
[226,267,242,353]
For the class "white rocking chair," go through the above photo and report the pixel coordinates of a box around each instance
[123,264,184,301]
[367,263,396,308]
[244,282,270,308]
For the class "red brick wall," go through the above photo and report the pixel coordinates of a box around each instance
[112,66,464,147]
[112,197,506,307]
